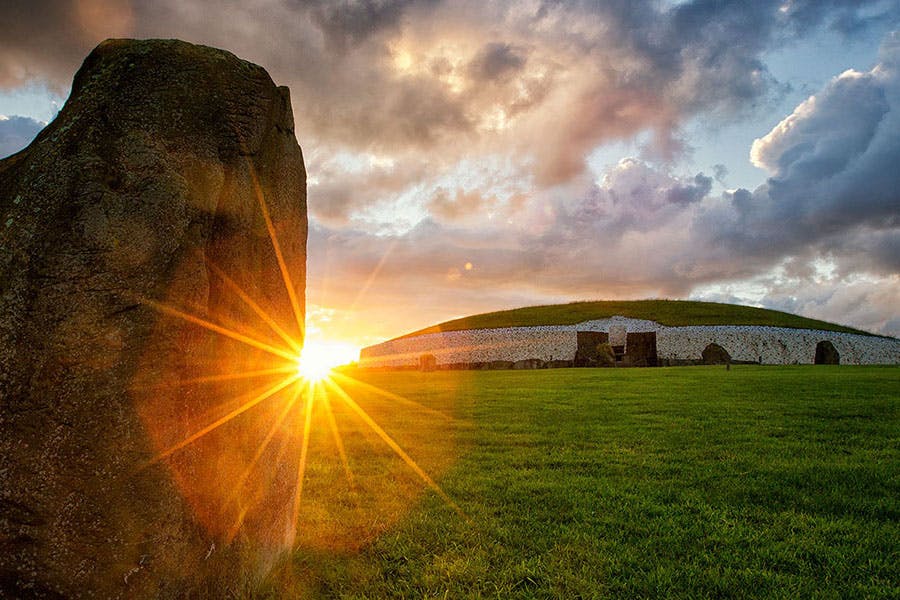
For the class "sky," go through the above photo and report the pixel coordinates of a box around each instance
[2,0,899,359]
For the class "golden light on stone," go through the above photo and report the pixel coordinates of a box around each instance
[134,162,463,554]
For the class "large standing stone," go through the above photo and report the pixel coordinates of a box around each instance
[574,331,610,367]
[0,39,307,597]
[624,332,657,367]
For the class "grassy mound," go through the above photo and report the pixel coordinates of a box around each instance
[398,299,872,339]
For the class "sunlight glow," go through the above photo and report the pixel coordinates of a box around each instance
[289,380,315,545]
[325,378,469,522]
[135,163,464,551]
[295,340,355,382]
[145,373,300,466]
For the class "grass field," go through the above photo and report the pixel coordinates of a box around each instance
[259,366,899,598]
[398,299,874,338]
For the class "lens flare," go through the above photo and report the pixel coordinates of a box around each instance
[134,158,464,558]
[295,341,355,382]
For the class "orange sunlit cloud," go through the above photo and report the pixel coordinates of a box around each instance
[3,2,898,343]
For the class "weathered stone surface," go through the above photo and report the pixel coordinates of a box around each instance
[625,332,657,367]
[815,340,840,364]
[0,39,306,598]
[701,343,731,365]
[574,331,610,367]
[595,343,616,367]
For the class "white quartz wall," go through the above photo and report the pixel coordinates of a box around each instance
[359,326,575,367]
[359,317,900,367]
[656,326,899,364]
[575,317,900,364]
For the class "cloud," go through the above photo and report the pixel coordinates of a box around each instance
[562,159,711,232]
[466,42,527,82]
[712,164,728,184]
[308,158,726,337]
[307,151,431,226]
[782,0,900,38]
[304,0,433,51]
[2,1,897,339]
[759,274,900,337]
[4,1,893,187]
[0,114,44,158]
[691,269,900,337]
[308,87,900,338]
[427,188,499,222]
[0,0,135,91]
[702,31,900,274]
[750,71,888,178]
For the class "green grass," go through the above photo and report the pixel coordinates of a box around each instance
[258,366,899,598]
[396,299,874,339]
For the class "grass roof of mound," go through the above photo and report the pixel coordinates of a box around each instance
[397,299,875,339]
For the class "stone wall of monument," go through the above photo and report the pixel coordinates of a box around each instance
[359,316,900,367]
[359,326,576,368]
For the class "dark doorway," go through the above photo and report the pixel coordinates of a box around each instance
[814,340,840,365]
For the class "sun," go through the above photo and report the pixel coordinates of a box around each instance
[135,160,468,553]
[295,340,356,382]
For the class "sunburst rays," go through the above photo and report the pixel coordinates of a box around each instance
[325,378,468,521]
[144,373,301,467]
[139,297,298,362]
[137,162,464,549]
[289,379,316,546]
[248,163,305,341]
[205,257,303,354]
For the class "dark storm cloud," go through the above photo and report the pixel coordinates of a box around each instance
[466,42,527,81]
[0,115,45,158]
[648,0,780,113]
[0,0,134,90]
[308,0,409,41]
[302,0,438,50]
